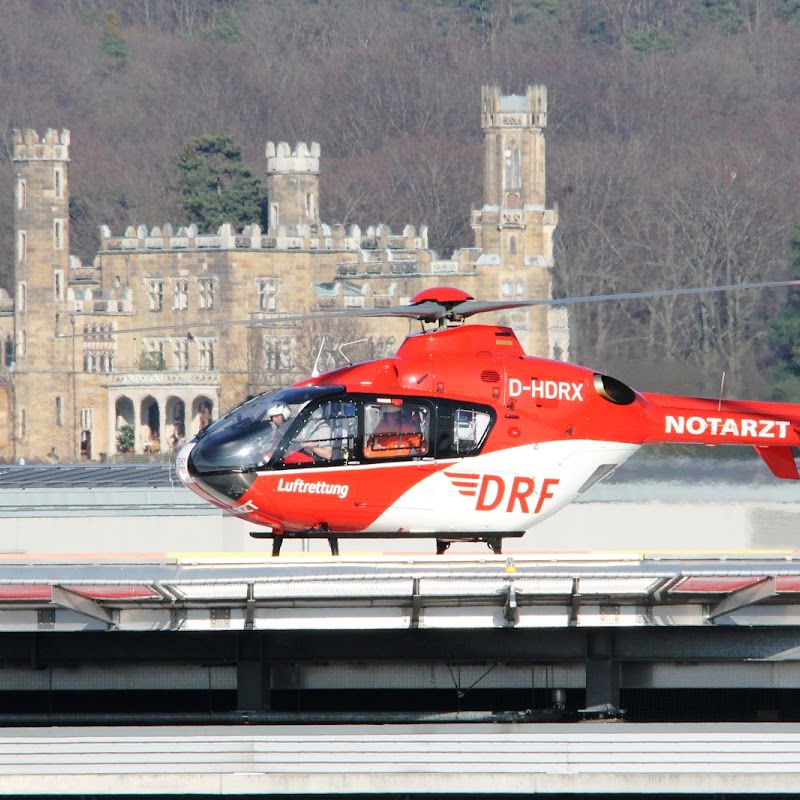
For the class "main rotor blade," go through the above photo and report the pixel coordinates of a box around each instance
[452,279,800,317]
[334,300,448,323]
[56,279,799,338]
[55,301,450,338]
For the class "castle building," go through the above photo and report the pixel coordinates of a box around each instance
[0,85,566,462]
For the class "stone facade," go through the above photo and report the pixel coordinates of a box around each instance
[0,85,566,463]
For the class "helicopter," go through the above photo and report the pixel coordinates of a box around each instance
[175,282,800,556]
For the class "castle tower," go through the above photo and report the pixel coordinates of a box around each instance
[12,128,74,460]
[471,86,564,359]
[473,85,556,259]
[265,142,320,231]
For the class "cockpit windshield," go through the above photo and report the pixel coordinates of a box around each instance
[189,385,344,474]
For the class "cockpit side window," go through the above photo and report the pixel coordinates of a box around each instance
[278,400,358,468]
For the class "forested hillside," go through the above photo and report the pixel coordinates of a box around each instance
[2,0,800,396]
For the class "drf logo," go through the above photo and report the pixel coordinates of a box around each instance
[446,472,560,514]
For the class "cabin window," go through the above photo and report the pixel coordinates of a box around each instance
[432,402,494,458]
[363,401,429,460]
[453,409,492,454]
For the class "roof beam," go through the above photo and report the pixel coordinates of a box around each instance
[708,576,776,621]
[51,586,114,626]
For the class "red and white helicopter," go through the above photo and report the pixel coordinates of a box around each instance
[176,282,800,555]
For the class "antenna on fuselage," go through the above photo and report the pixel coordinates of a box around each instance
[339,338,369,366]
[311,337,326,377]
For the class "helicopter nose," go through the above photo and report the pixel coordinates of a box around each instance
[183,426,259,505]
[175,440,195,485]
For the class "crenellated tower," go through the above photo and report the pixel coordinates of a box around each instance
[471,86,564,359]
[265,142,320,230]
[472,85,556,260]
[12,128,74,458]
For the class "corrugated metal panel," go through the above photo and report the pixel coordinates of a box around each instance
[0,585,51,599]
[253,607,410,630]
[577,577,658,595]
[0,723,797,793]
[625,661,800,689]
[171,582,250,600]
[0,464,176,489]
[421,577,574,595]
[253,579,413,599]
[673,576,765,593]
[0,664,236,692]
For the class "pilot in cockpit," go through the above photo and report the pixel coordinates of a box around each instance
[268,403,291,431]
[262,403,292,457]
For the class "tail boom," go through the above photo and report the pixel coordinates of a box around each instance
[641,392,800,479]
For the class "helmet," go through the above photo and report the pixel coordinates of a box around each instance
[267,403,291,420]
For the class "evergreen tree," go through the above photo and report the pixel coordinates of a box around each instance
[767,228,800,400]
[201,7,245,43]
[100,10,129,72]
[174,134,265,232]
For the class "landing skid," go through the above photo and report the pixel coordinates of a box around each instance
[251,529,522,556]
[437,537,503,555]
[270,536,339,557]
